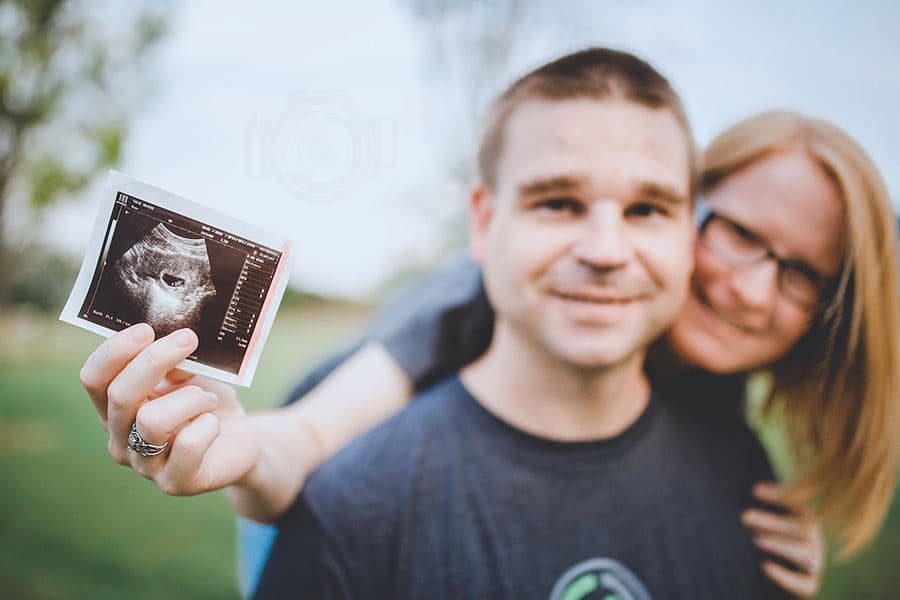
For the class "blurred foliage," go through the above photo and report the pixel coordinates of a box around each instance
[279,286,330,310]
[387,0,536,260]
[0,0,173,300]
[26,155,89,209]
[396,0,530,184]
[0,241,77,311]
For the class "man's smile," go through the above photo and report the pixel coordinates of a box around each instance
[548,290,640,305]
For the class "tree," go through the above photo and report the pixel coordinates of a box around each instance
[398,0,532,184]
[0,0,170,301]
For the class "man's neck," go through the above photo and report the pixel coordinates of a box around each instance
[460,322,651,442]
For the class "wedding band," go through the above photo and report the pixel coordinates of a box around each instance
[127,423,169,457]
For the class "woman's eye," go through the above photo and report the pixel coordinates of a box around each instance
[727,220,757,241]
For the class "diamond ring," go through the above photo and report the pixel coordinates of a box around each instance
[127,423,169,457]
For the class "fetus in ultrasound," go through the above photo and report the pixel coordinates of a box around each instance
[109,223,217,337]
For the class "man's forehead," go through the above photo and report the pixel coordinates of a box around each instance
[504,97,688,143]
[496,98,691,195]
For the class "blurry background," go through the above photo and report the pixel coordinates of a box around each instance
[1,0,898,598]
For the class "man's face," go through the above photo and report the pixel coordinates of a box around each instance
[470,98,694,370]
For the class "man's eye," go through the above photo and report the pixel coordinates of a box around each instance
[537,198,582,213]
[627,203,667,218]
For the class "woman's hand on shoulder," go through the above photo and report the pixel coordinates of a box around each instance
[742,481,824,598]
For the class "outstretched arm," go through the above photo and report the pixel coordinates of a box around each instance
[232,255,492,519]
[227,259,493,521]
[79,326,415,522]
[226,342,412,521]
[79,256,492,521]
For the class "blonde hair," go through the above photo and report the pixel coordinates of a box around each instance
[703,111,900,558]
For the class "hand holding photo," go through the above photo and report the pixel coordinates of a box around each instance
[60,171,293,386]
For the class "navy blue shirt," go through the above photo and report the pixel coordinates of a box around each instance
[257,377,788,600]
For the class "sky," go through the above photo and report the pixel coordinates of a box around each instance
[40,0,900,299]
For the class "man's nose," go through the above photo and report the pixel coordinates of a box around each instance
[728,259,779,315]
[570,205,633,269]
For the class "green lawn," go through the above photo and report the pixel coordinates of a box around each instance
[1,307,898,598]
[0,305,369,600]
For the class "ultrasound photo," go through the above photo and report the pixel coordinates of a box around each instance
[61,171,292,386]
[103,222,218,338]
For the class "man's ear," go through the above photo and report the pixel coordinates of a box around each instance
[469,184,493,264]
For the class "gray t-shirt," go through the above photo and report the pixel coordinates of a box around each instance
[257,376,789,600]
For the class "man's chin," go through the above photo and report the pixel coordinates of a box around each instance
[547,339,642,371]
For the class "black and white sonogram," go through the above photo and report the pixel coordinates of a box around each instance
[61,171,292,387]
[103,222,218,338]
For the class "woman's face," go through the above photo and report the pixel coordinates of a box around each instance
[667,147,845,373]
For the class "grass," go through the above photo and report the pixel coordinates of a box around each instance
[817,492,900,599]
[0,305,369,600]
[1,306,898,598]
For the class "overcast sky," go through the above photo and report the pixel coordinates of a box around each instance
[43,0,900,299]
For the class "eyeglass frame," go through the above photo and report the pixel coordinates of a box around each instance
[694,197,836,312]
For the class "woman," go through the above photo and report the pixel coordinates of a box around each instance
[80,111,900,598]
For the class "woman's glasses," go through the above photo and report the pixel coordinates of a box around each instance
[697,202,832,311]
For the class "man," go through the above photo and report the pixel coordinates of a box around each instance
[253,48,787,599]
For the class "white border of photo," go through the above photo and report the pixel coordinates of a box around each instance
[60,170,294,387]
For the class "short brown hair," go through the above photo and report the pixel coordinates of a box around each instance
[477,47,697,193]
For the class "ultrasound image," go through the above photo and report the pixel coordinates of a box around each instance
[108,223,218,338]
[74,189,283,378]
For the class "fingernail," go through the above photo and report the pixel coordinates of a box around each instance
[174,329,196,347]
[205,392,218,407]
[129,323,153,343]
